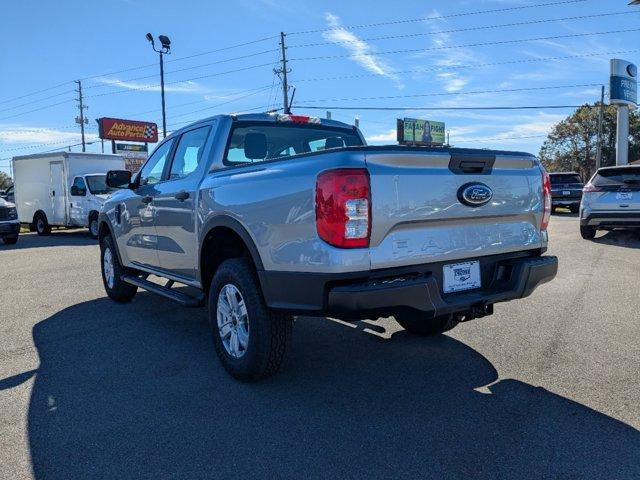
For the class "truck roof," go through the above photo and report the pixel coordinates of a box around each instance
[171,112,357,135]
[12,152,122,161]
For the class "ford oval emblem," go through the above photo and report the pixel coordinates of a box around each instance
[458,182,493,207]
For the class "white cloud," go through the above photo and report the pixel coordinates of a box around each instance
[366,129,397,143]
[0,125,98,144]
[96,77,204,93]
[323,13,401,86]
[415,11,475,94]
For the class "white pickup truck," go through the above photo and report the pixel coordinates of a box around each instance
[98,113,558,381]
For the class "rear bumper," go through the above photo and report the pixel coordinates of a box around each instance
[581,212,640,228]
[259,251,557,318]
[552,199,581,207]
[0,221,20,237]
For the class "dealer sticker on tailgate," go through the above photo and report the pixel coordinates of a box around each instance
[443,261,481,293]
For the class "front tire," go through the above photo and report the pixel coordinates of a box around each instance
[209,258,292,382]
[100,235,137,302]
[394,312,458,336]
[2,235,18,245]
[89,214,99,239]
[580,225,596,240]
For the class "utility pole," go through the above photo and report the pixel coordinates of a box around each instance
[275,32,291,114]
[74,80,88,152]
[595,85,605,171]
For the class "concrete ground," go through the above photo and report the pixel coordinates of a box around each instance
[1,214,639,479]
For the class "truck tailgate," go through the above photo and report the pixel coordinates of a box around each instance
[365,148,544,270]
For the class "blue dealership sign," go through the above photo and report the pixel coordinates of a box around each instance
[610,59,637,107]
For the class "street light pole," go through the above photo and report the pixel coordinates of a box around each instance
[159,50,166,138]
[146,33,171,138]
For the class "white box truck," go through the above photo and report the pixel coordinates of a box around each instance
[12,152,125,238]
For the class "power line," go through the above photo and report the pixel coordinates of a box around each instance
[289,11,639,48]
[84,61,275,92]
[297,105,597,111]
[79,35,278,81]
[289,49,640,83]
[0,81,74,106]
[287,0,588,35]
[295,83,603,104]
[0,98,76,121]
[453,134,548,143]
[289,28,640,62]
[0,90,77,114]
[166,85,273,122]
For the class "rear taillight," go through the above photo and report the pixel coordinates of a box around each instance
[541,169,551,231]
[583,183,601,193]
[316,168,371,248]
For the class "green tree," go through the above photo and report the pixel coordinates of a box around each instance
[0,171,12,190]
[539,103,640,181]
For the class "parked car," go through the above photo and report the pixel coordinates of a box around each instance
[98,112,558,381]
[0,197,20,245]
[12,152,125,238]
[549,172,583,213]
[580,165,640,239]
[0,184,14,203]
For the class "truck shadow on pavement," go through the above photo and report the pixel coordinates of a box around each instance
[2,230,95,250]
[7,294,640,479]
[593,230,640,249]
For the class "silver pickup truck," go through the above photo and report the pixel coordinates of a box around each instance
[99,112,557,381]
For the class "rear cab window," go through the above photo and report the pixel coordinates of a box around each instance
[550,174,582,185]
[592,167,640,189]
[224,121,363,166]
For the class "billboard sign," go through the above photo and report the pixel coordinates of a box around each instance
[397,118,446,145]
[115,143,148,173]
[98,117,159,143]
[610,59,637,108]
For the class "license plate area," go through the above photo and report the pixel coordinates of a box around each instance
[443,260,481,294]
[616,192,632,200]
[562,190,571,196]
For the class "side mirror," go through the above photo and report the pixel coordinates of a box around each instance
[106,170,132,189]
[70,185,86,196]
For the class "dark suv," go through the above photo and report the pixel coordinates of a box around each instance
[0,197,19,245]
[549,172,584,213]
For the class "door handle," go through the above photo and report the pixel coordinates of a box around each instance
[174,191,190,201]
[141,195,153,205]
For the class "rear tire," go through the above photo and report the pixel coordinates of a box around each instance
[2,235,18,245]
[570,204,579,214]
[394,312,459,336]
[34,213,51,236]
[208,257,292,381]
[100,235,137,302]
[580,225,596,240]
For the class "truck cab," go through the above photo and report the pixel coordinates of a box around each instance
[69,173,117,238]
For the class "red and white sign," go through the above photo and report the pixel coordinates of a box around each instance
[98,117,158,143]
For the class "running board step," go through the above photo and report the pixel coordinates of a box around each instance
[122,275,204,307]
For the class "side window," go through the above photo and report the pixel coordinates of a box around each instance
[139,139,174,186]
[71,177,87,195]
[169,126,210,180]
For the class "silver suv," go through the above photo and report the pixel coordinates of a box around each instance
[580,165,640,239]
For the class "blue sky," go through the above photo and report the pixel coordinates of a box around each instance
[1,0,638,175]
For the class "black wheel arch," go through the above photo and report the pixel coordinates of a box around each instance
[199,215,264,293]
[97,214,125,265]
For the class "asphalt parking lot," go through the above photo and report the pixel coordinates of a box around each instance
[1,213,639,480]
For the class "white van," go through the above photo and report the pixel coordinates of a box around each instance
[12,152,125,238]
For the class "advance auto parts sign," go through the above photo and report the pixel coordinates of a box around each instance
[98,117,159,143]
